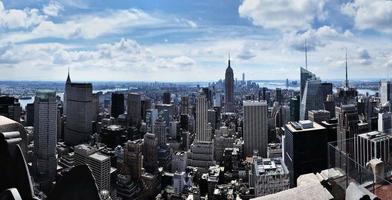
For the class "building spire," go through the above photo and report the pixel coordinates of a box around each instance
[345,49,349,88]
[66,67,71,83]
[228,52,231,67]
[305,39,308,70]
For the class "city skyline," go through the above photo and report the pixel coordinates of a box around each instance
[0,0,392,81]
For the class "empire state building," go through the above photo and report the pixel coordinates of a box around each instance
[225,57,234,112]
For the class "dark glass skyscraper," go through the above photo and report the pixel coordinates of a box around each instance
[111,93,125,118]
[225,58,234,112]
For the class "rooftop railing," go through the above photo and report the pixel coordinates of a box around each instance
[328,138,392,199]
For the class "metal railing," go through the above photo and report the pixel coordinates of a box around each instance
[328,138,392,199]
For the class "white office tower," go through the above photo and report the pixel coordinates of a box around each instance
[196,93,209,142]
[243,100,268,157]
[188,92,215,172]
[32,90,57,187]
[249,157,289,197]
[380,80,392,105]
[89,153,111,192]
[74,144,111,192]
[378,112,392,132]
[173,171,186,194]
[354,131,392,167]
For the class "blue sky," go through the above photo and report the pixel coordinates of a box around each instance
[0,0,392,81]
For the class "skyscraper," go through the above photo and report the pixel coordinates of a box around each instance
[64,68,71,116]
[300,79,332,120]
[32,90,57,188]
[74,144,110,192]
[26,103,34,126]
[243,100,268,157]
[300,67,317,101]
[336,104,359,154]
[154,115,167,146]
[380,80,392,105]
[143,132,158,173]
[124,139,144,181]
[127,93,141,127]
[0,96,22,122]
[111,93,125,118]
[225,57,234,112]
[290,96,300,121]
[163,92,171,104]
[180,96,189,114]
[284,121,329,187]
[196,92,209,142]
[64,82,93,146]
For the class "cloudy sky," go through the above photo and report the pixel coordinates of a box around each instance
[0,0,392,82]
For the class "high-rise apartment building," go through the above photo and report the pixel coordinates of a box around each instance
[243,100,268,157]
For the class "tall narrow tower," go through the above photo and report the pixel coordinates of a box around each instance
[196,92,209,141]
[305,39,308,70]
[64,67,71,115]
[345,49,349,88]
[224,55,234,112]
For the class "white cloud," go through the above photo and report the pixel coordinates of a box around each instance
[176,18,198,28]
[0,38,196,76]
[356,48,372,65]
[341,0,392,33]
[0,1,46,29]
[283,26,343,51]
[43,1,64,17]
[33,9,162,39]
[239,0,327,31]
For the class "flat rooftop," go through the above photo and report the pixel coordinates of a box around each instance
[89,152,109,162]
[243,100,267,106]
[286,121,326,133]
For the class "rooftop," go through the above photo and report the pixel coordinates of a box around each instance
[286,121,326,133]
[252,173,333,200]
[358,131,392,142]
[243,100,267,106]
[89,152,109,162]
[253,157,288,176]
